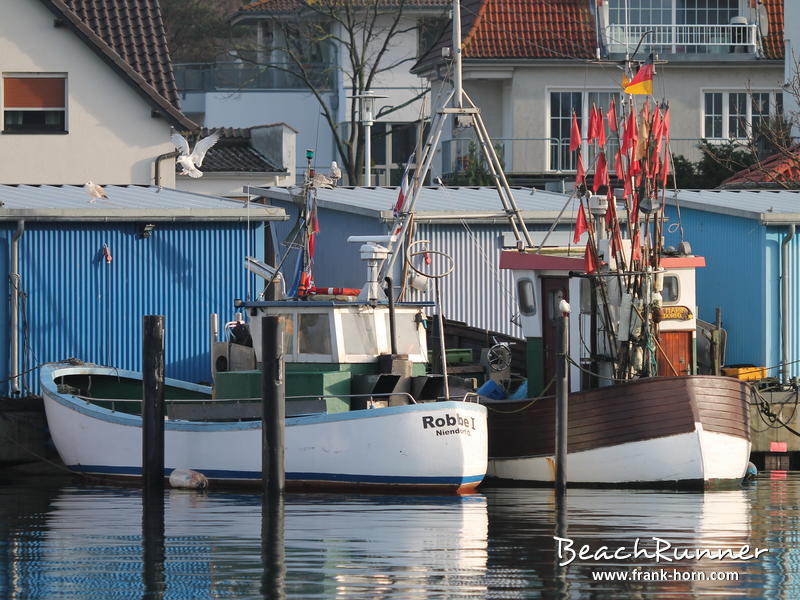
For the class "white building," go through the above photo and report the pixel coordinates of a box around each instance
[0,0,195,186]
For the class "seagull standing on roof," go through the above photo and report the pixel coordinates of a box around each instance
[84,181,108,202]
[330,161,341,186]
[171,131,220,178]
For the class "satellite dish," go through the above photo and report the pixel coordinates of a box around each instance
[757,4,769,37]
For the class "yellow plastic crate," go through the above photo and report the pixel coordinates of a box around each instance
[722,366,767,381]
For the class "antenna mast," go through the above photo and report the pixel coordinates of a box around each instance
[379,0,534,283]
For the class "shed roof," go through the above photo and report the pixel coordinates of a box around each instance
[196,127,285,174]
[671,189,800,224]
[249,185,584,223]
[0,185,286,222]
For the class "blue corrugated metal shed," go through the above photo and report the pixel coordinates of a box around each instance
[1,185,286,396]
[251,185,580,337]
[664,189,800,379]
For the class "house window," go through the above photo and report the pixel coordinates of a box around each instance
[703,91,783,139]
[3,75,66,133]
[418,17,447,59]
[608,0,740,54]
[369,121,423,185]
[549,90,621,172]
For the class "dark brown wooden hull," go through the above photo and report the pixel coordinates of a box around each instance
[483,376,750,460]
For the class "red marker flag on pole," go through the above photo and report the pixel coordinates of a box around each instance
[597,110,607,147]
[587,105,599,142]
[607,97,618,133]
[569,111,581,152]
[593,152,609,193]
[584,243,598,274]
[573,202,588,243]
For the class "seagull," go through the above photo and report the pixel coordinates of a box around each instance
[171,131,220,178]
[84,181,108,202]
[330,161,341,186]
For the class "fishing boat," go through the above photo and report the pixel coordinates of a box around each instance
[477,83,752,486]
[41,354,486,492]
[373,4,751,486]
[40,148,488,493]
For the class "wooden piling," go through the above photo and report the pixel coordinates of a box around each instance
[142,315,165,494]
[262,316,285,496]
[555,311,569,494]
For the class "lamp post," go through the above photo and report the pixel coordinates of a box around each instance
[349,90,386,186]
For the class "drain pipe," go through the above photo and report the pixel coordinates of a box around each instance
[782,224,795,384]
[154,150,179,186]
[10,220,25,395]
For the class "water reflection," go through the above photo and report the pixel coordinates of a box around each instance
[0,475,799,598]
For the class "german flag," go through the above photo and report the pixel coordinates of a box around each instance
[624,54,654,96]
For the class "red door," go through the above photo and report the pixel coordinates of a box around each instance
[541,277,569,387]
[657,331,692,376]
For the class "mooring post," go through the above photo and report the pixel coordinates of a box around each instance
[555,303,570,494]
[262,316,285,496]
[142,315,165,494]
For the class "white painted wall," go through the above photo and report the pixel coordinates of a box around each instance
[458,61,784,173]
[0,1,177,185]
[202,90,337,179]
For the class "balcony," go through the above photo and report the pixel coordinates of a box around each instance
[174,61,336,93]
[604,23,758,57]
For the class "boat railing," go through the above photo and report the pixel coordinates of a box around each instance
[459,392,481,403]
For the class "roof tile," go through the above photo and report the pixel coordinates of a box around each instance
[721,147,800,187]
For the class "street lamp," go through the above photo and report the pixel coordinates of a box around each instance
[348,90,386,186]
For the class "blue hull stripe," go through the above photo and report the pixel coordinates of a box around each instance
[68,464,484,485]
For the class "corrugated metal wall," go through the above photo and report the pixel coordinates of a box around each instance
[410,223,564,337]
[765,225,800,379]
[664,205,767,370]
[0,226,11,391]
[269,200,385,290]
[4,222,263,396]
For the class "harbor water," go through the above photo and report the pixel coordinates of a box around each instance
[0,472,798,599]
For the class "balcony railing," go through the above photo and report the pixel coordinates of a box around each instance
[441,137,706,176]
[174,61,336,92]
[604,23,757,55]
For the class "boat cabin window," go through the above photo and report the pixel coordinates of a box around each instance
[298,313,332,354]
[662,275,679,304]
[281,314,295,354]
[341,311,379,355]
[517,278,536,315]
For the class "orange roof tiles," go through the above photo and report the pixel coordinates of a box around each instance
[721,148,800,187]
[462,0,596,60]
[760,0,784,60]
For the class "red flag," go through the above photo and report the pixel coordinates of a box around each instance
[622,109,637,153]
[597,110,607,147]
[651,106,664,159]
[393,162,411,216]
[623,174,632,199]
[607,98,618,133]
[661,106,671,142]
[573,202,588,243]
[661,151,671,187]
[606,191,616,226]
[575,152,586,185]
[614,149,625,180]
[593,152,609,193]
[587,105,599,142]
[569,111,581,152]
[584,242,598,274]
[631,229,642,262]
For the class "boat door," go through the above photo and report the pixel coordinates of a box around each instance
[657,331,692,376]
[541,277,569,387]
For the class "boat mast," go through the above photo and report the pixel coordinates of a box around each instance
[378,0,535,285]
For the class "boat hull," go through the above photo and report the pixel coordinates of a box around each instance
[483,376,751,487]
[41,365,487,493]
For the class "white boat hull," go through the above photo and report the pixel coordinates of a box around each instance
[488,423,750,486]
[42,365,487,493]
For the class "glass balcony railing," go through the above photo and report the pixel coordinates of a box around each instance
[174,61,336,92]
[604,23,758,55]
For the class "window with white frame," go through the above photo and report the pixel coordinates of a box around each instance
[2,74,66,133]
[549,90,621,172]
[702,91,783,139]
